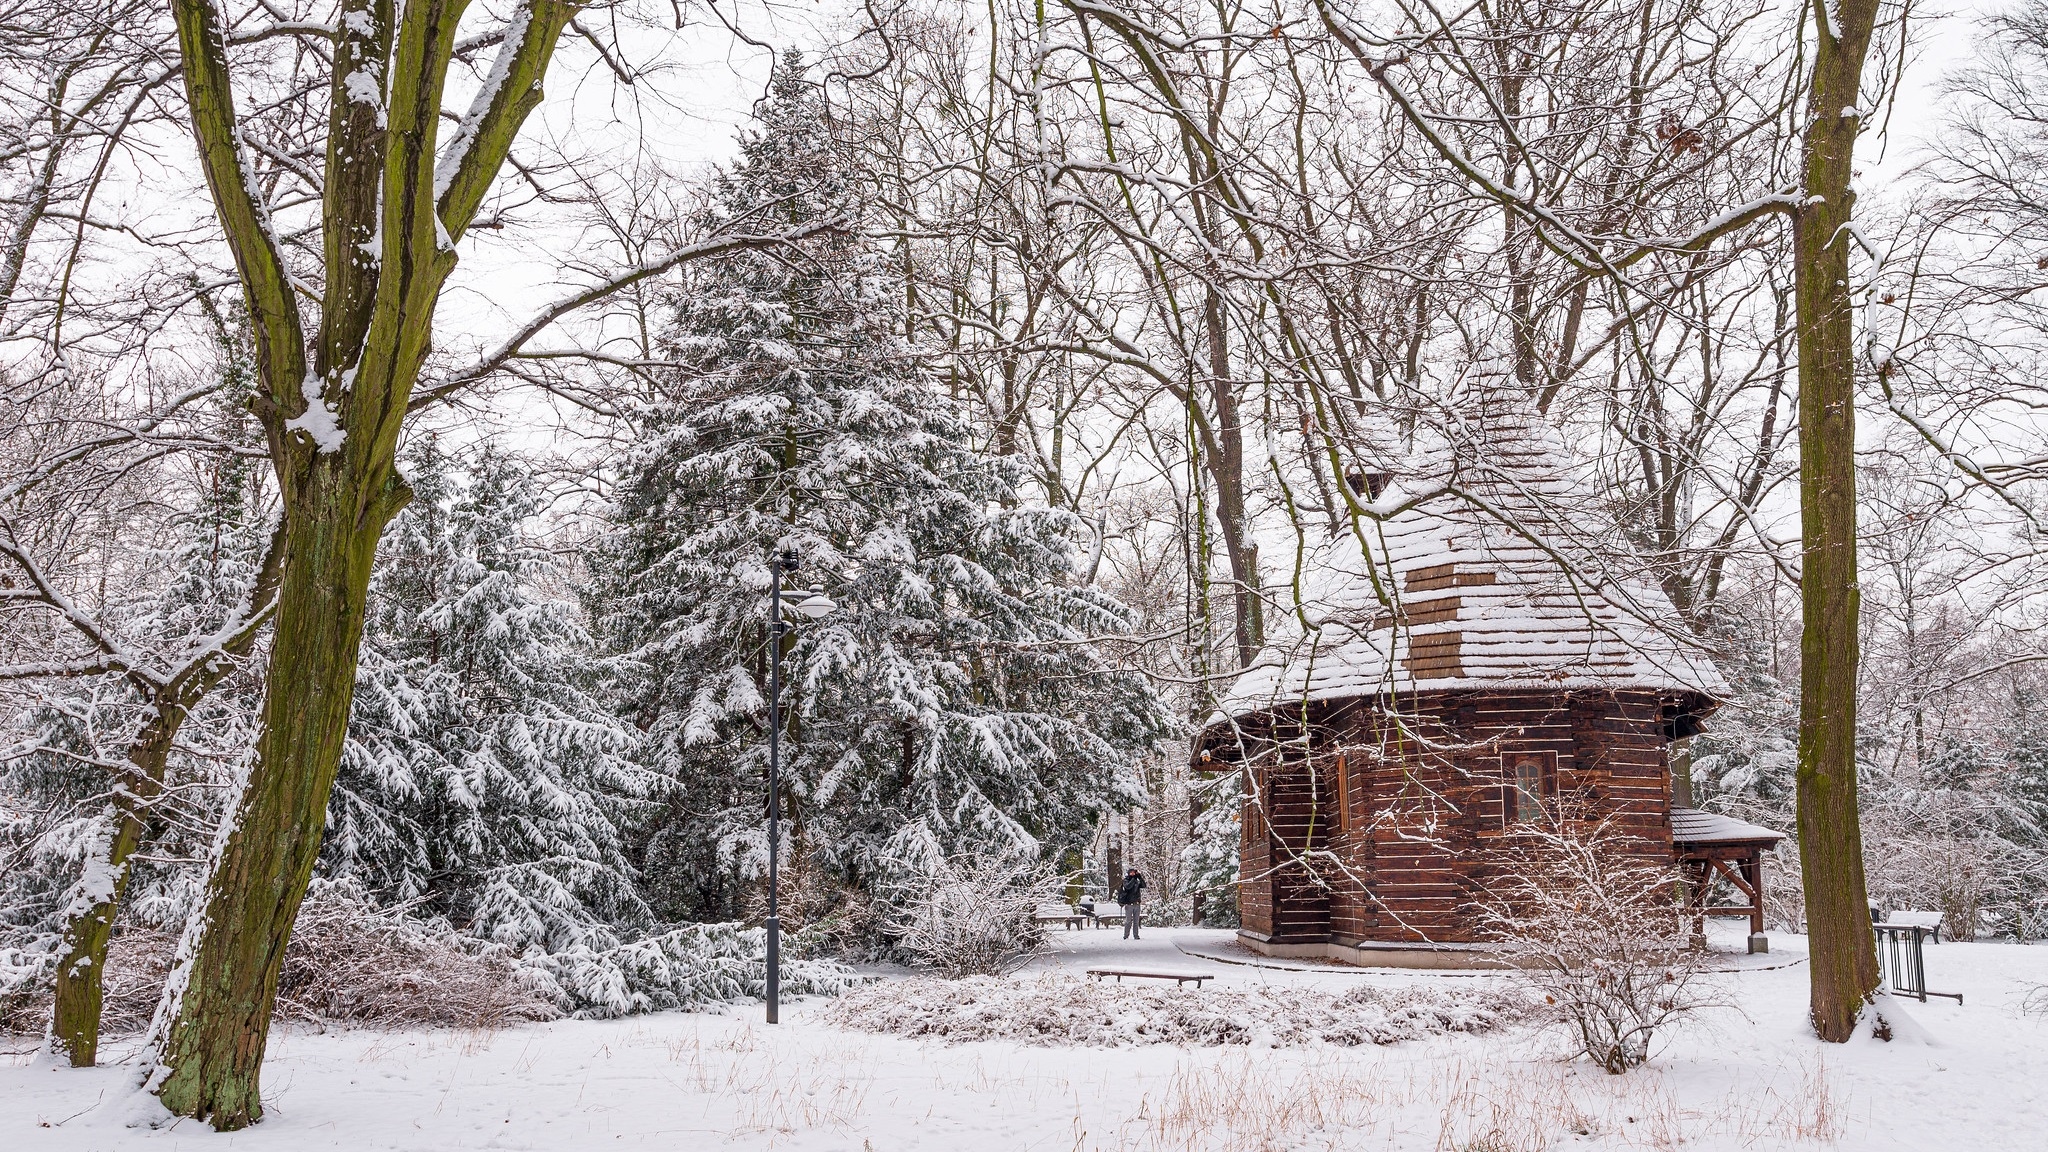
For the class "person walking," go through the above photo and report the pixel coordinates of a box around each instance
[1116,867,1146,939]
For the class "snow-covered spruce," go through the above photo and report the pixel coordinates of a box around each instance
[1182,770,1244,928]
[588,53,1168,928]
[824,974,1531,1047]
[324,439,652,956]
[316,441,855,1018]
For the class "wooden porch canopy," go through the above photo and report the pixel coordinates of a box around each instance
[1672,806,1784,936]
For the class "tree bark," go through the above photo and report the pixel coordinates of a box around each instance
[1202,287,1262,666]
[151,0,576,1126]
[151,468,396,1126]
[1793,0,1882,1043]
[49,718,171,1067]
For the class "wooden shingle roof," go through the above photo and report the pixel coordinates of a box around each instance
[1670,806,1784,847]
[1209,386,1727,727]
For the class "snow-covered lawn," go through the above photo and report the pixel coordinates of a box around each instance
[4,925,2043,1150]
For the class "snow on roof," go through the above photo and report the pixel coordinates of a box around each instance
[1209,382,1728,727]
[1670,807,1784,845]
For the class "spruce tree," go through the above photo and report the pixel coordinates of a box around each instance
[324,439,649,953]
[591,53,1165,925]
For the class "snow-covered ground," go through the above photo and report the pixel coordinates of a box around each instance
[4,924,2043,1150]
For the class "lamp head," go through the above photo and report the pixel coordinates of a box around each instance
[791,586,837,620]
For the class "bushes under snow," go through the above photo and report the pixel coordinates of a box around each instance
[529,921,860,1018]
[1475,819,1721,1074]
[3,887,862,1037]
[823,973,1529,1048]
[3,885,561,1037]
[884,854,1058,978]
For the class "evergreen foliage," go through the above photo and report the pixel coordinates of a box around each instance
[590,52,1166,926]
[1183,772,1243,928]
[324,439,650,954]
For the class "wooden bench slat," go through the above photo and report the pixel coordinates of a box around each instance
[1084,968,1213,987]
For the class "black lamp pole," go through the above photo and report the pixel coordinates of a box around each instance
[765,550,795,1024]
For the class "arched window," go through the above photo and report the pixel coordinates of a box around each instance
[1505,750,1557,825]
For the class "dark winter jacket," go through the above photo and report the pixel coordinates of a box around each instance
[1116,874,1145,906]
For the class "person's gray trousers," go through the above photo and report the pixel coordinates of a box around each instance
[1122,903,1140,938]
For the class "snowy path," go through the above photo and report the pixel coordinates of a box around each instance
[4,925,2046,1150]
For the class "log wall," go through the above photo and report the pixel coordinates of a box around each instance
[1239,688,1681,945]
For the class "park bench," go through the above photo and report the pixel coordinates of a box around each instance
[1033,906,1091,930]
[1085,968,1212,987]
[1885,909,1947,942]
[1873,916,1963,1003]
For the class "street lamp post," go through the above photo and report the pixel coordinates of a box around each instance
[765,550,835,1024]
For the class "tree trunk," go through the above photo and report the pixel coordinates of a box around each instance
[1793,0,1882,1043]
[151,0,574,1123]
[50,522,284,1067]
[48,715,175,1066]
[1202,288,1262,666]
[149,465,397,1127]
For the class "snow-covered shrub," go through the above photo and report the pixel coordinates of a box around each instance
[1475,819,1718,1074]
[0,945,49,1034]
[824,973,1529,1047]
[276,883,562,1028]
[1,923,172,1037]
[526,921,860,1018]
[886,853,1059,978]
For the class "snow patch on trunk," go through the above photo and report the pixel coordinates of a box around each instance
[286,369,347,454]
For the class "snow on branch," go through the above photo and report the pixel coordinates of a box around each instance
[0,526,167,689]
[1614,193,1805,267]
[1880,377,2046,529]
[0,655,129,680]
[228,20,338,45]
[434,2,537,203]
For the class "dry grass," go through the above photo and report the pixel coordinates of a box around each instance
[652,1023,876,1138]
[1086,1049,1850,1152]
[2,887,559,1039]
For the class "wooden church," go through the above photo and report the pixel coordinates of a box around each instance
[1196,385,1778,964]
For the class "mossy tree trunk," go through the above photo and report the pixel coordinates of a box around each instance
[151,0,577,1128]
[51,713,182,1067]
[48,529,284,1068]
[1793,0,1883,1043]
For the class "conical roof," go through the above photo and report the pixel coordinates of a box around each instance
[1209,383,1727,725]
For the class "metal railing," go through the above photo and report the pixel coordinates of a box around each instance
[1872,923,1962,1004]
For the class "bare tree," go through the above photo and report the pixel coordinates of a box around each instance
[0,323,280,1066]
